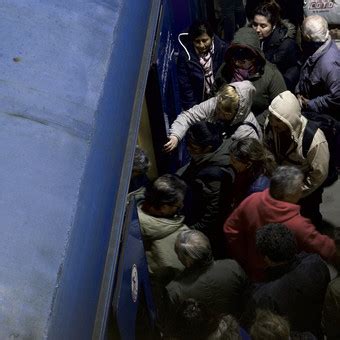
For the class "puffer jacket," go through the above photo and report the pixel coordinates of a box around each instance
[295,37,340,119]
[169,80,262,142]
[260,20,299,72]
[136,191,189,282]
[259,20,301,90]
[177,33,228,110]
[213,27,286,118]
[177,142,231,234]
[249,253,330,336]
[264,91,329,196]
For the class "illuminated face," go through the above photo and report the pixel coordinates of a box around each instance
[252,15,273,39]
[193,33,212,54]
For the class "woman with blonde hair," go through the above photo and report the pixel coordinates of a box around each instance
[164,80,261,153]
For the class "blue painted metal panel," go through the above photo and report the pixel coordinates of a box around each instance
[0,0,159,339]
[113,197,156,340]
[157,0,181,124]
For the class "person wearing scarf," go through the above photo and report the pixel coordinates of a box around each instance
[177,21,228,110]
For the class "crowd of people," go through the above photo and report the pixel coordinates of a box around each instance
[130,1,340,339]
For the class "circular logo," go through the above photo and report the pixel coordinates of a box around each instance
[131,264,138,303]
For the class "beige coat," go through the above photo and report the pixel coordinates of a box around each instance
[264,91,329,197]
[135,189,189,282]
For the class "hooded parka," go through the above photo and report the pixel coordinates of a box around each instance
[259,20,301,89]
[264,91,329,197]
[213,27,286,120]
[177,141,230,234]
[135,190,189,282]
[169,80,262,143]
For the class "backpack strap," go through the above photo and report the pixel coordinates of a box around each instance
[222,121,260,139]
[302,120,319,158]
[242,121,260,138]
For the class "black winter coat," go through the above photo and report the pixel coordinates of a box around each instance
[177,34,227,110]
[177,142,230,234]
[260,21,301,90]
[245,253,330,337]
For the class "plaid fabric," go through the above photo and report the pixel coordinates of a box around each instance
[198,41,215,95]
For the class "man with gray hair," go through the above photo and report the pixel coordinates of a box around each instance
[165,230,247,316]
[296,15,340,117]
[224,165,336,281]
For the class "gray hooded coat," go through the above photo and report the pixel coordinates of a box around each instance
[169,80,262,143]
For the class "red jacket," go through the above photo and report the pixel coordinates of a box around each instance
[223,188,336,281]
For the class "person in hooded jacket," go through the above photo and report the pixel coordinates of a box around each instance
[264,91,329,227]
[176,121,232,258]
[177,122,229,233]
[223,166,336,282]
[213,27,286,125]
[164,80,261,153]
[177,20,228,110]
[250,0,301,90]
[135,174,190,285]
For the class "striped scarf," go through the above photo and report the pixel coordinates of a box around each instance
[198,41,215,96]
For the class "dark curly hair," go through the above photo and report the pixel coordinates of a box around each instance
[188,20,214,40]
[253,0,281,27]
[144,174,187,209]
[186,121,223,152]
[256,223,297,262]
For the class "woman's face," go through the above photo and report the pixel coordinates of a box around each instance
[193,33,212,54]
[252,15,273,39]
